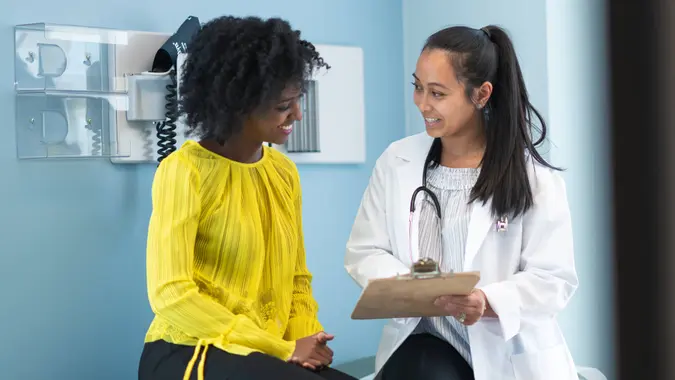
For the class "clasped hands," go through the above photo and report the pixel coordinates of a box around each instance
[286,290,488,370]
[288,331,334,371]
[434,288,488,326]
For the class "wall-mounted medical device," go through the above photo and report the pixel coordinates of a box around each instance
[13,20,366,164]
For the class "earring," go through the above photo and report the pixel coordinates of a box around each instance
[476,103,484,110]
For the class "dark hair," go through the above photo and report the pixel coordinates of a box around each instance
[422,25,560,218]
[179,16,329,143]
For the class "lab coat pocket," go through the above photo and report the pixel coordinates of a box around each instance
[510,344,574,380]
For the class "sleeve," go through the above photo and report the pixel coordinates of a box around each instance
[283,170,324,341]
[146,155,296,359]
[478,170,579,341]
[345,149,411,288]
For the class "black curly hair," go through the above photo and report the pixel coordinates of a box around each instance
[179,16,330,144]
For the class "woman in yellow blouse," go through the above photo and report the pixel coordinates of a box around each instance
[137,16,356,380]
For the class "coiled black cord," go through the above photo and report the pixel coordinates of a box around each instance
[156,69,178,163]
[91,123,102,155]
[85,62,103,156]
[84,117,102,156]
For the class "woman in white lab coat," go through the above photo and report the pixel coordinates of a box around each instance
[345,25,579,380]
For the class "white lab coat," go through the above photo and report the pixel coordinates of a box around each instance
[345,133,579,380]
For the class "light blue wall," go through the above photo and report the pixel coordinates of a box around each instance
[546,0,614,378]
[0,2,404,379]
[402,0,614,378]
[401,0,549,140]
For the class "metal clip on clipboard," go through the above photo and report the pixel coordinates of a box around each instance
[407,257,447,279]
[393,257,454,280]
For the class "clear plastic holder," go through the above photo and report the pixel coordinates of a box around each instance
[14,23,129,93]
[14,23,137,159]
[15,91,131,159]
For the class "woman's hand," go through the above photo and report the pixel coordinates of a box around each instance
[434,289,490,326]
[288,332,334,370]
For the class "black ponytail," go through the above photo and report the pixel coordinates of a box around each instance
[423,25,560,219]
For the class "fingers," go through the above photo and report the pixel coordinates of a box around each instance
[290,331,334,371]
[309,353,328,368]
[437,301,459,314]
[435,296,461,309]
[436,301,478,316]
[435,293,484,311]
[301,361,318,371]
[314,331,335,363]
[291,355,326,371]
[318,343,333,358]
[313,355,332,367]
[434,296,484,324]
[316,331,334,343]
[310,347,330,363]
[307,337,333,365]
[436,295,475,307]
[456,310,481,326]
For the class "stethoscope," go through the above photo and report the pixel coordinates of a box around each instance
[407,161,509,264]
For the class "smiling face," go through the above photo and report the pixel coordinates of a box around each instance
[243,83,304,145]
[412,48,490,139]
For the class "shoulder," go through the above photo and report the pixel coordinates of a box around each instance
[376,132,433,168]
[150,148,203,202]
[525,154,569,208]
[266,145,297,169]
[154,147,200,185]
[158,140,212,175]
[384,132,433,160]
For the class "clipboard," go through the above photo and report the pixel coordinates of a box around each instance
[351,258,480,320]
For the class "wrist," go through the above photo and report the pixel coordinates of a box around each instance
[284,340,297,361]
[476,288,497,318]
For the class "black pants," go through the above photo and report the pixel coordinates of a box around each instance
[379,333,475,380]
[138,340,358,380]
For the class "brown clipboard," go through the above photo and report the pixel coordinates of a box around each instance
[351,258,481,320]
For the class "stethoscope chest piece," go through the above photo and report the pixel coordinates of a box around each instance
[496,216,508,232]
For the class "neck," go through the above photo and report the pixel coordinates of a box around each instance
[200,136,264,163]
[439,119,486,167]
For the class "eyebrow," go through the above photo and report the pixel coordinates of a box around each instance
[412,73,449,90]
[278,94,301,104]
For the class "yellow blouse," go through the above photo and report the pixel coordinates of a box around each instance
[144,141,322,380]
